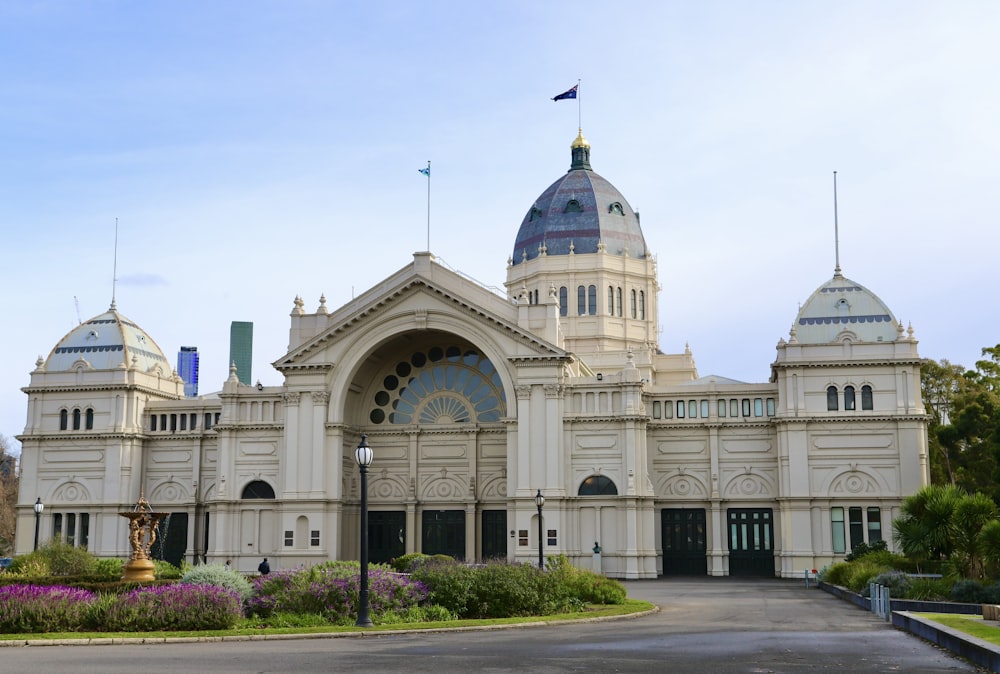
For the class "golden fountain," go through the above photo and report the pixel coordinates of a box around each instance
[120,493,169,581]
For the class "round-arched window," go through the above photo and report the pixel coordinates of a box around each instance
[578,475,618,496]
[241,480,276,499]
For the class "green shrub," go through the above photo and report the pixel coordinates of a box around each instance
[821,562,852,587]
[154,560,183,580]
[468,561,559,618]
[864,570,911,597]
[845,540,888,562]
[377,604,456,624]
[906,576,951,601]
[9,539,96,577]
[93,557,124,580]
[844,559,889,593]
[950,579,988,603]
[391,553,432,572]
[408,558,474,617]
[570,571,627,604]
[180,563,254,606]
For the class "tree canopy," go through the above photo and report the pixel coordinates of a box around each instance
[922,344,1000,504]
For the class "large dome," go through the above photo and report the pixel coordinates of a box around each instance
[793,272,899,344]
[44,303,171,373]
[511,130,647,265]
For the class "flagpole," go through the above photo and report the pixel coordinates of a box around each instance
[426,160,431,251]
[577,78,582,129]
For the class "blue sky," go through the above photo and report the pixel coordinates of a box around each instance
[2,1,999,450]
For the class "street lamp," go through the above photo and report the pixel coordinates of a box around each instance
[33,497,44,551]
[534,489,545,570]
[355,434,374,627]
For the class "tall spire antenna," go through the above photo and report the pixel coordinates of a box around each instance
[111,217,119,309]
[833,171,842,277]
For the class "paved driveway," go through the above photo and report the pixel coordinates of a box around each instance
[0,578,982,673]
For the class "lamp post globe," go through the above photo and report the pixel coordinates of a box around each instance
[33,497,44,552]
[355,434,374,628]
[534,490,545,570]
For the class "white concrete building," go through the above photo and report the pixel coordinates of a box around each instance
[16,131,929,577]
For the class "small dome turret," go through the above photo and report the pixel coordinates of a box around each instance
[44,305,171,373]
[793,273,898,344]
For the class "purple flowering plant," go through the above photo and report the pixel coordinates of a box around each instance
[0,584,96,633]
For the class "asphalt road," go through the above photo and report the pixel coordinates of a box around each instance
[0,578,983,673]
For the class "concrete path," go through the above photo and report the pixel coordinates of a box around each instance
[0,577,983,672]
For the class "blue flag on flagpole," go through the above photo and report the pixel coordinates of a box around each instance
[552,84,578,101]
[418,166,430,176]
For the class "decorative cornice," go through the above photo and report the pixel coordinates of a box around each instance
[771,357,922,369]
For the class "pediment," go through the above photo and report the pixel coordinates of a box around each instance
[274,254,568,371]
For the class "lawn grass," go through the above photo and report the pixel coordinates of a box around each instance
[0,599,654,641]
[917,613,1000,647]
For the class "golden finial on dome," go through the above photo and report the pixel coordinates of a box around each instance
[571,127,590,149]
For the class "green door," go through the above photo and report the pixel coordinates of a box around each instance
[369,511,405,564]
[481,510,507,561]
[661,508,707,575]
[727,508,775,577]
[422,510,466,560]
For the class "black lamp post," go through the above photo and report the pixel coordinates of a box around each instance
[534,489,545,570]
[33,497,44,551]
[355,434,374,627]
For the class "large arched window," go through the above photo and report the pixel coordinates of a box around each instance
[639,291,645,320]
[559,286,567,316]
[369,345,506,425]
[241,480,276,499]
[60,409,68,431]
[861,385,874,410]
[85,408,94,430]
[630,289,637,318]
[826,386,839,411]
[588,285,597,315]
[72,408,81,430]
[577,286,586,315]
[615,287,622,316]
[607,286,614,315]
[578,475,618,496]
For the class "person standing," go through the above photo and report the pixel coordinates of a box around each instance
[258,558,270,575]
[224,559,232,571]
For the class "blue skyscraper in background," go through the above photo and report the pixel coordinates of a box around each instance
[177,346,199,397]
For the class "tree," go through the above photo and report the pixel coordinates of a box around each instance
[0,435,19,556]
[922,345,1000,503]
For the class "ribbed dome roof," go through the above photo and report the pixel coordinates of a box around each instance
[793,272,898,344]
[44,303,171,373]
[511,130,646,265]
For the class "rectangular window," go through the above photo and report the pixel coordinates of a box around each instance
[170,414,177,432]
[577,285,586,315]
[190,414,197,430]
[215,413,221,425]
[160,414,167,431]
[766,398,776,416]
[180,414,187,431]
[588,285,597,315]
[730,399,738,417]
[284,530,294,546]
[80,514,90,548]
[150,415,157,432]
[831,507,845,554]
[53,513,63,539]
[700,400,710,418]
[311,530,321,546]
[848,507,864,551]
[652,401,661,419]
[688,400,697,419]
[676,401,685,419]
[742,399,751,417]
[205,413,213,430]
[867,507,882,544]
[663,401,673,419]
[66,513,76,546]
[718,399,727,417]
[753,398,763,417]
